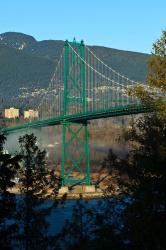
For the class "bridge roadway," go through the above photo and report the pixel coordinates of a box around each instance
[1,104,151,134]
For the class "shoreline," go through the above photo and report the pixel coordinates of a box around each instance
[57,190,105,200]
[8,186,111,200]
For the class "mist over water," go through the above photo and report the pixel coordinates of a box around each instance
[4,117,130,172]
[4,128,43,154]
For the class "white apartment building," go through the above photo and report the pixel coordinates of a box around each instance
[24,109,39,119]
[5,107,19,119]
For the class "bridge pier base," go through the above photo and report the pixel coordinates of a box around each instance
[58,186,69,194]
[58,185,96,195]
[82,185,96,193]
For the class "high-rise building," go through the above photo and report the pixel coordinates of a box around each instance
[5,107,19,119]
[24,109,39,119]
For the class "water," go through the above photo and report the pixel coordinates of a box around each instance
[48,200,75,234]
[47,196,132,235]
[14,195,105,235]
[2,195,132,249]
[47,198,100,234]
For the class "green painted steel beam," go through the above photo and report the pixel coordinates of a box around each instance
[60,40,91,186]
[0,104,152,134]
[64,178,87,185]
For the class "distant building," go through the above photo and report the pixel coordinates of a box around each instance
[5,107,19,119]
[24,109,39,119]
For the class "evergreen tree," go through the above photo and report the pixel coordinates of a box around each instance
[57,198,94,250]
[47,30,166,250]
[57,195,125,250]
[17,133,60,250]
[119,29,166,249]
[0,133,21,250]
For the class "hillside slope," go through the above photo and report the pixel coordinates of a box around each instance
[0,32,149,109]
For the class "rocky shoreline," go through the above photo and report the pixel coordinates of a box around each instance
[9,185,111,200]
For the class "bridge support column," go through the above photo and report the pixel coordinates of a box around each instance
[61,121,90,186]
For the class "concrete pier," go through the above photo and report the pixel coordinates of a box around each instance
[82,185,96,193]
[57,185,101,199]
[58,186,69,194]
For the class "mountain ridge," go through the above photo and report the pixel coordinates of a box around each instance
[0,32,149,109]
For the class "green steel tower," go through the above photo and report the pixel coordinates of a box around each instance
[61,39,90,186]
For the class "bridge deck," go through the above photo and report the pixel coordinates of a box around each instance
[1,104,151,134]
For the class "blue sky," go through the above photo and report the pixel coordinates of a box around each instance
[0,0,166,53]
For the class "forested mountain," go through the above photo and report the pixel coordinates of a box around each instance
[0,32,149,109]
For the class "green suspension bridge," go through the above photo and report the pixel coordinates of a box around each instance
[1,40,151,186]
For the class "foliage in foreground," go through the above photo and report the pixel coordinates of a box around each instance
[57,29,166,250]
[16,133,60,250]
[0,133,61,250]
[0,133,21,249]
[117,29,166,249]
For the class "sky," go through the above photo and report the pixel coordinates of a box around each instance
[0,0,166,54]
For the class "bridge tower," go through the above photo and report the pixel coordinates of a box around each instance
[61,39,91,186]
